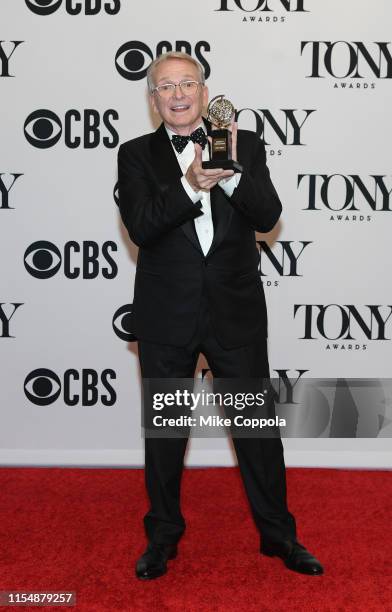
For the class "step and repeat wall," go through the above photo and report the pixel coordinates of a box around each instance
[1,0,391,467]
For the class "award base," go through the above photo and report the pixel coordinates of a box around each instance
[202,159,243,173]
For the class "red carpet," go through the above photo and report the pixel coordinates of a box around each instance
[0,466,391,611]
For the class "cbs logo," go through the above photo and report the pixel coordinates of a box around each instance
[24,109,119,149]
[24,368,116,406]
[24,240,118,279]
[113,304,136,341]
[25,0,120,15]
[115,40,211,81]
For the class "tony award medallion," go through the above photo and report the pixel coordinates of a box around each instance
[202,94,243,173]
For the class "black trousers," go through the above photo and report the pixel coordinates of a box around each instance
[137,291,297,546]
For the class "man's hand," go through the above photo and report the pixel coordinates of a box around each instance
[185,143,234,193]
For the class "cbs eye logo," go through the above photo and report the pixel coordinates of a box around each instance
[24,110,62,148]
[113,304,137,341]
[25,0,121,16]
[24,240,118,279]
[24,109,119,149]
[115,41,211,81]
[24,368,117,406]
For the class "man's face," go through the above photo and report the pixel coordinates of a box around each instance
[149,58,208,135]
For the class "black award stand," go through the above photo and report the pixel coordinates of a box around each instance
[202,128,243,173]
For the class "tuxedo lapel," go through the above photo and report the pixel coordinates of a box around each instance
[207,185,233,258]
[150,122,183,188]
[150,120,233,257]
[150,123,202,254]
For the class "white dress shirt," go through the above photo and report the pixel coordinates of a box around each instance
[165,123,241,256]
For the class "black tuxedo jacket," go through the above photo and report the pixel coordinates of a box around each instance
[117,118,282,348]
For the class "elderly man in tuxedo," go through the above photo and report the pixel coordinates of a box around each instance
[117,51,323,580]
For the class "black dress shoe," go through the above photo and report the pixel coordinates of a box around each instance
[135,542,178,580]
[261,539,324,575]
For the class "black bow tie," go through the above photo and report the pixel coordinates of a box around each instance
[171,127,208,154]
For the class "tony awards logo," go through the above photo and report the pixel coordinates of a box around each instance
[203,95,242,172]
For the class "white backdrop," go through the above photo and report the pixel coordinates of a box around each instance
[1,0,391,467]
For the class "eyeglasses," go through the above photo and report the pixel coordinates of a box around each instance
[152,80,201,98]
